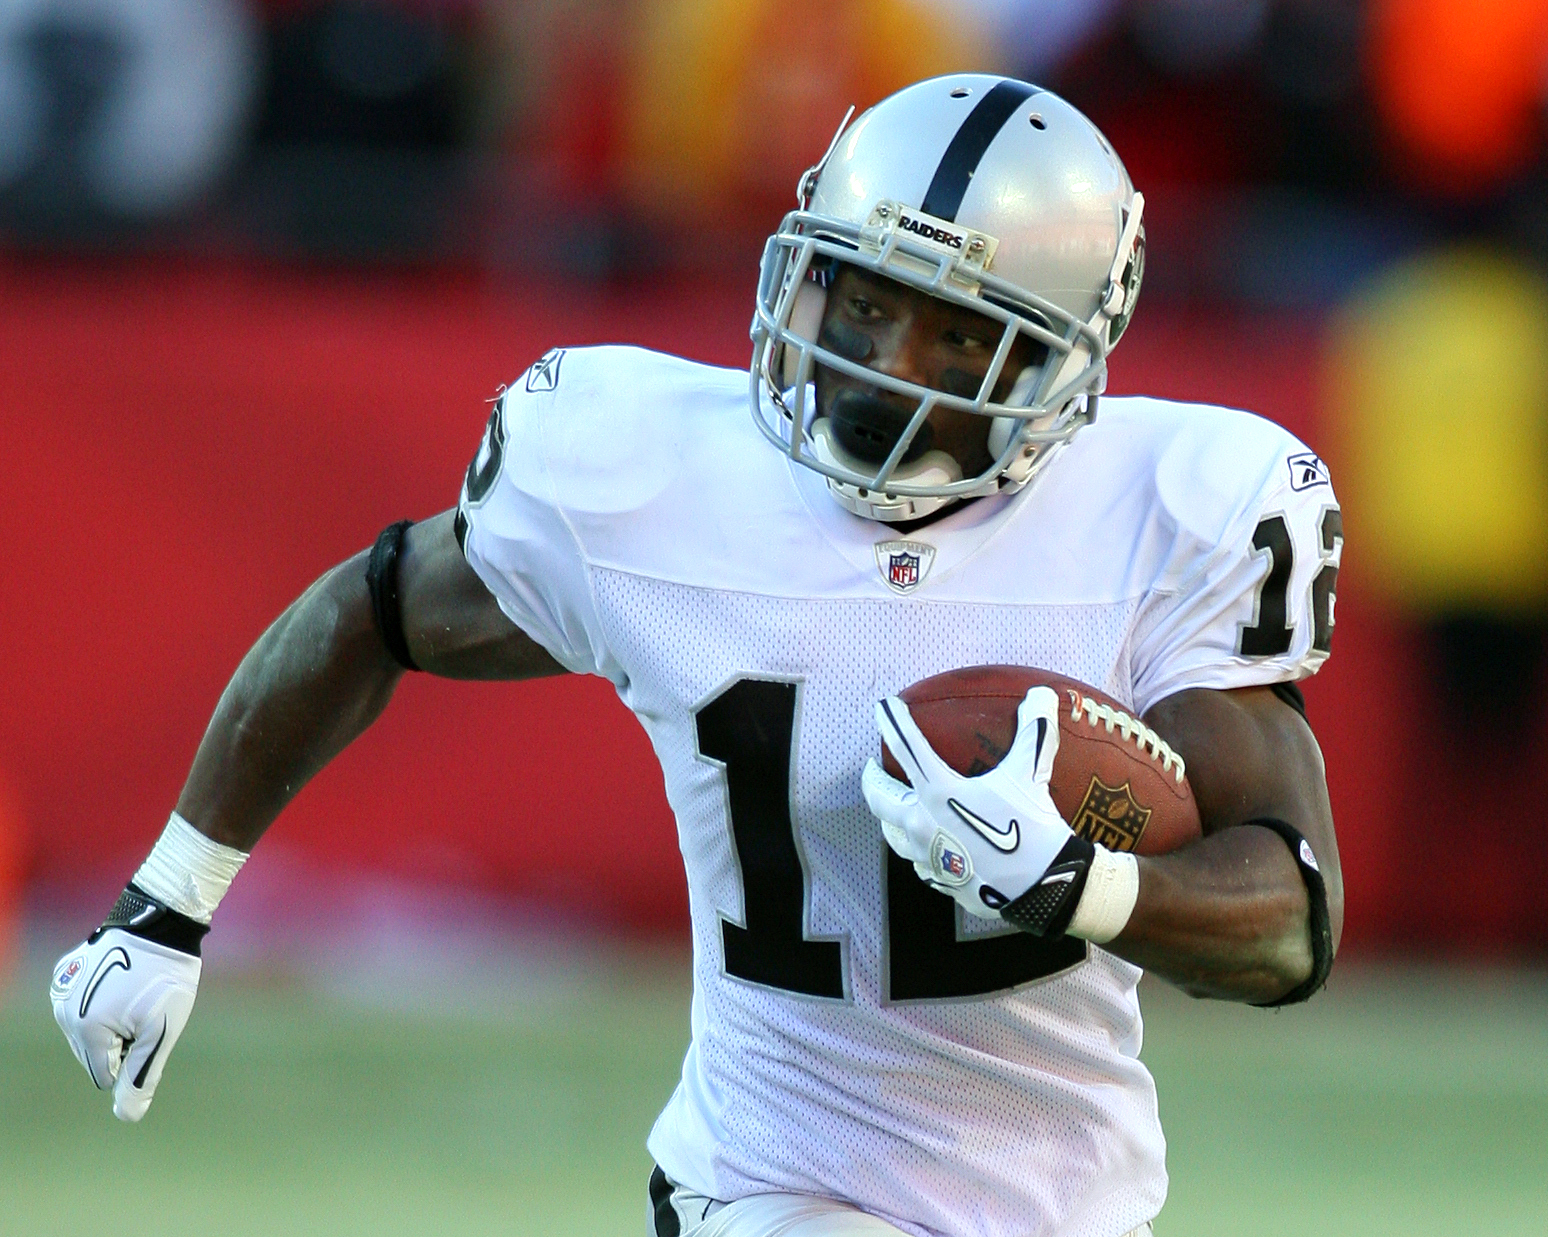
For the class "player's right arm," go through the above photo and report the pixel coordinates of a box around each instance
[51,508,563,1121]
[180,510,563,852]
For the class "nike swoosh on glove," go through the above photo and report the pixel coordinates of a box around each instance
[862,685,1083,924]
[50,887,204,1122]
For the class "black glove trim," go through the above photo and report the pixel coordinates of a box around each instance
[1246,818,1334,1007]
[89,884,209,957]
[1000,834,1096,937]
[366,519,420,672]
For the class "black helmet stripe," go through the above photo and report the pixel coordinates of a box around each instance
[919,79,1040,223]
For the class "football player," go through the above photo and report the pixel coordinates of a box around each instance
[52,76,1342,1237]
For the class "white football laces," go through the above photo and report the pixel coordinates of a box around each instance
[1064,691,1186,784]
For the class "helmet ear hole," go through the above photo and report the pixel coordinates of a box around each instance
[780,280,828,388]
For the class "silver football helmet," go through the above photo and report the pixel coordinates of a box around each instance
[750,74,1145,521]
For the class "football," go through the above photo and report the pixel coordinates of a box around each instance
[880,665,1202,856]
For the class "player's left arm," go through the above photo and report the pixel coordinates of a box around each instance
[1106,683,1340,1004]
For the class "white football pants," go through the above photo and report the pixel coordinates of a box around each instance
[650,1178,1154,1237]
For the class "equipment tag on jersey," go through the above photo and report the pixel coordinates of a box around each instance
[874,539,936,594]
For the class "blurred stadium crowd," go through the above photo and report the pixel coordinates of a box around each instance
[0,0,1546,275]
[4,0,1548,975]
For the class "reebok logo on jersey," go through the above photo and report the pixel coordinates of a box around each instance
[1287,452,1329,492]
[874,539,936,594]
[525,348,565,393]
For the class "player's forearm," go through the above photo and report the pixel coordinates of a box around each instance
[176,550,403,851]
[1106,824,1312,1003]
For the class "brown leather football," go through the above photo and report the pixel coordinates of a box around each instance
[880,665,1202,856]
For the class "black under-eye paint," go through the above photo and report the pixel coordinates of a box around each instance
[819,319,874,361]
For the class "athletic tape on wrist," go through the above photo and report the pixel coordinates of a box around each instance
[1066,848,1139,944]
[131,812,249,924]
[1246,817,1334,1007]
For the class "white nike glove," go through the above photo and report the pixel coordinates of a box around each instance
[50,886,204,1122]
[862,685,1097,934]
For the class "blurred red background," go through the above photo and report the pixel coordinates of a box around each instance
[6,255,1544,954]
[6,0,1548,961]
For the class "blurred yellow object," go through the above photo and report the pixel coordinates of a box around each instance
[623,0,990,212]
[1327,248,1548,611]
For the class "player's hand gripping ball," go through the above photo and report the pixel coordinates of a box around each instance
[863,686,1076,921]
[866,671,1201,922]
[51,928,200,1122]
[881,666,1202,856]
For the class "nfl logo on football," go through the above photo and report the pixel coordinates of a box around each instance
[873,539,937,595]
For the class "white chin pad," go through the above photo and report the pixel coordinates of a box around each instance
[811,418,963,487]
[779,281,828,388]
[890,449,964,488]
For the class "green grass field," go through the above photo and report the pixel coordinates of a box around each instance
[5,951,1546,1237]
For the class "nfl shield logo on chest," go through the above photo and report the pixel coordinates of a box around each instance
[874,539,936,595]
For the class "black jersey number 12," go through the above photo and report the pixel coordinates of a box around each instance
[1238,510,1341,657]
[694,678,1084,1003]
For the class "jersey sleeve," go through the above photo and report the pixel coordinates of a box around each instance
[1129,436,1343,715]
[454,354,613,679]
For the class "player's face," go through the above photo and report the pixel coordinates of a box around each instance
[814,265,1045,478]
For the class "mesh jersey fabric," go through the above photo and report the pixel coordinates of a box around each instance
[458,346,1340,1237]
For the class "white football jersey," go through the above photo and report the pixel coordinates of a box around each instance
[457,346,1340,1237]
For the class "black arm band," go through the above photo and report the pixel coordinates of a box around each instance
[1269,680,1307,721]
[89,883,209,957]
[366,519,420,672]
[1246,817,1334,1007]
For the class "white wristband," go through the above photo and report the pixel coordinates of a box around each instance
[1066,847,1139,944]
[131,812,249,924]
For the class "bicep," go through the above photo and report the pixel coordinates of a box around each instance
[397,510,567,681]
[1143,684,1343,949]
